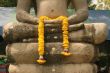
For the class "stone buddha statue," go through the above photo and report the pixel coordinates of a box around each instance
[4,0,89,64]
[3,0,108,73]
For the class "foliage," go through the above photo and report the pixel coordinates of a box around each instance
[0,57,7,64]
[87,0,92,5]
[89,0,110,10]
[0,0,17,7]
[87,0,96,10]
[95,0,110,10]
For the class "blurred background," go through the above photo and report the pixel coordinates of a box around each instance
[0,0,110,73]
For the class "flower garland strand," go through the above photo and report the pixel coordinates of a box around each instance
[37,16,71,64]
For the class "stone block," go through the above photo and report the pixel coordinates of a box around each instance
[3,22,107,44]
[6,43,97,64]
[9,64,97,73]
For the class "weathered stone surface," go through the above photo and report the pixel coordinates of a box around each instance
[3,22,84,42]
[84,23,107,44]
[9,64,97,73]
[22,28,93,43]
[3,22,107,44]
[21,29,93,43]
[6,43,97,64]
[92,23,108,44]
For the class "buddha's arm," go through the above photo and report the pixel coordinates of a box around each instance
[68,0,88,24]
[16,0,38,24]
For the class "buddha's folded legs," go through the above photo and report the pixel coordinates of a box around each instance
[3,22,84,40]
[6,43,97,64]
[3,22,107,44]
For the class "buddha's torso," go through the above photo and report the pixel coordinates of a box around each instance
[36,0,68,18]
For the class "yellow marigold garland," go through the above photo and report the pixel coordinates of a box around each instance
[37,16,71,64]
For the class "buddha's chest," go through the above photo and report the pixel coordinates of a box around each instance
[36,0,68,18]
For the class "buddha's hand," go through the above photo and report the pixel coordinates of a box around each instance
[33,17,39,24]
[44,19,62,24]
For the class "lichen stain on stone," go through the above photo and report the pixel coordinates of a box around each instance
[51,47,56,54]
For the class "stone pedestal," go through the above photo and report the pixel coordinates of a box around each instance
[9,64,97,73]
[3,23,107,73]
[6,43,97,64]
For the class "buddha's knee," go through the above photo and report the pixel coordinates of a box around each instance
[3,22,36,42]
[3,22,16,39]
[3,22,27,41]
[93,23,108,44]
[85,23,108,44]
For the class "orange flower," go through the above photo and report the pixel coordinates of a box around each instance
[37,16,71,64]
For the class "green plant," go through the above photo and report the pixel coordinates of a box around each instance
[0,0,17,7]
[0,57,7,64]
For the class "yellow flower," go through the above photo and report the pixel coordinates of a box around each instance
[37,16,70,64]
